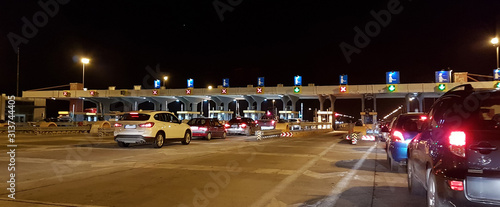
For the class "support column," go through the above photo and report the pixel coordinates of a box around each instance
[417,93,424,113]
[280,96,290,111]
[360,94,366,125]
[318,95,327,111]
[250,96,266,111]
[373,94,377,112]
[328,95,336,112]
[405,94,411,113]
[0,94,5,121]
[244,96,256,110]
[287,95,300,112]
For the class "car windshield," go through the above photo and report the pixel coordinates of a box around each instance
[120,113,150,121]
[187,119,207,125]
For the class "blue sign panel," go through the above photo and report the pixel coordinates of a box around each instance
[187,79,194,88]
[222,78,229,88]
[294,75,302,86]
[386,71,400,84]
[154,79,161,89]
[435,71,451,83]
[340,75,348,85]
[495,69,500,81]
[257,77,265,87]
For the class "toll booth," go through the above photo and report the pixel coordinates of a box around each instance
[177,111,202,121]
[316,111,334,123]
[209,110,234,121]
[243,110,265,121]
[278,111,299,120]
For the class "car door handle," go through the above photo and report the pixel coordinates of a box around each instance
[470,143,498,152]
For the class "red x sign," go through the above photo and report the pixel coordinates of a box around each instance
[186,89,191,95]
[340,86,347,93]
[256,87,263,93]
[63,91,69,96]
[90,91,96,96]
[221,88,228,94]
[152,90,158,95]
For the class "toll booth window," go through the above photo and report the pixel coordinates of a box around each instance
[121,114,150,121]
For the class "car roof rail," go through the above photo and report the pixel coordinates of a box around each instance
[442,84,473,96]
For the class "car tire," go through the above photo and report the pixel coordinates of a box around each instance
[221,132,227,139]
[407,160,425,195]
[153,133,164,148]
[206,132,212,141]
[427,170,444,207]
[117,142,129,148]
[182,131,191,145]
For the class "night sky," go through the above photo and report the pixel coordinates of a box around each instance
[1,0,499,118]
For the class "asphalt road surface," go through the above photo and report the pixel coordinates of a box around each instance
[0,132,426,207]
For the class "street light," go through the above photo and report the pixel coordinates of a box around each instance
[491,37,499,69]
[163,76,168,88]
[81,58,90,87]
[208,85,213,90]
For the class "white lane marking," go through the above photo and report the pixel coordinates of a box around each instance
[0,197,108,207]
[316,143,377,207]
[250,141,338,207]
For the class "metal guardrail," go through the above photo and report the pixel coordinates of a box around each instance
[0,125,92,135]
[97,128,115,137]
[256,129,282,140]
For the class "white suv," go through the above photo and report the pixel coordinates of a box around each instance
[114,111,192,148]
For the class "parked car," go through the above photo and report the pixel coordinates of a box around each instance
[187,118,227,140]
[256,114,277,130]
[385,113,426,171]
[224,117,257,135]
[114,111,192,148]
[407,84,500,206]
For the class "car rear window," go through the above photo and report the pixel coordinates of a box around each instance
[229,118,252,124]
[120,113,150,121]
[188,119,207,125]
[396,115,426,132]
[474,92,500,130]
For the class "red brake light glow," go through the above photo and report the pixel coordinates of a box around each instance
[448,180,464,191]
[271,120,276,125]
[199,127,208,131]
[449,131,466,157]
[449,131,466,146]
[420,116,428,121]
[392,130,404,142]
[224,123,230,128]
[240,123,247,128]
[114,123,123,127]
[139,122,155,128]
[255,120,258,124]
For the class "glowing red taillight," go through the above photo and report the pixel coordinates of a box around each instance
[392,130,404,142]
[271,120,276,125]
[449,131,466,157]
[448,180,464,191]
[240,123,247,128]
[139,122,155,128]
[224,123,230,128]
[114,123,123,127]
[199,127,208,131]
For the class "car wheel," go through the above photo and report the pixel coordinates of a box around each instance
[206,132,212,141]
[117,142,129,148]
[182,131,191,145]
[153,133,164,148]
[427,169,445,207]
[407,160,425,195]
[221,132,227,139]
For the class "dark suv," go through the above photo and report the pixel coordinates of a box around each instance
[407,84,500,206]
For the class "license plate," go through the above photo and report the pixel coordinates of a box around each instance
[231,125,238,128]
[125,125,136,129]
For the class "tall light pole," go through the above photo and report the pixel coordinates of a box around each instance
[81,58,90,88]
[492,37,499,69]
[163,76,168,88]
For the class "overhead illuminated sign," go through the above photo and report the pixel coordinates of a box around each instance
[187,79,194,88]
[340,75,348,85]
[258,77,265,87]
[494,69,500,81]
[256,87,264,94]
[339,86,348,93]
[152,90,159,95]
[293,86,301,94]
[63,91,70,97]
[185,89,191,95]
[90,91,97,96]
[294,75,302,86]
[437,83,447,91]
[435,71,451,83]
[386,71,400,84]
[387,84,397,92]
[221,88,228,94]
[154,79,161,89]
[222,78,229,88]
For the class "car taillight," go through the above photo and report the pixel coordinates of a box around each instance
[448,180,464,191]
[449,131,466,157]
[271,120,276,125]
[114,123,123,127]
[190,126,198,130]
[139,122,155,128]
[224,123,230,128]
[255,120,258,124]
[240,123,247,128]
[199,127,207,131]
[392,130,404,142]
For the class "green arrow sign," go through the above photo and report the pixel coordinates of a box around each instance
[438,84,446,91]
[388,85,396,92]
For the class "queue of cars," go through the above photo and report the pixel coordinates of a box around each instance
[380,84,500,207]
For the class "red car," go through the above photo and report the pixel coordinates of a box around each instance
[187,118,227,140]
